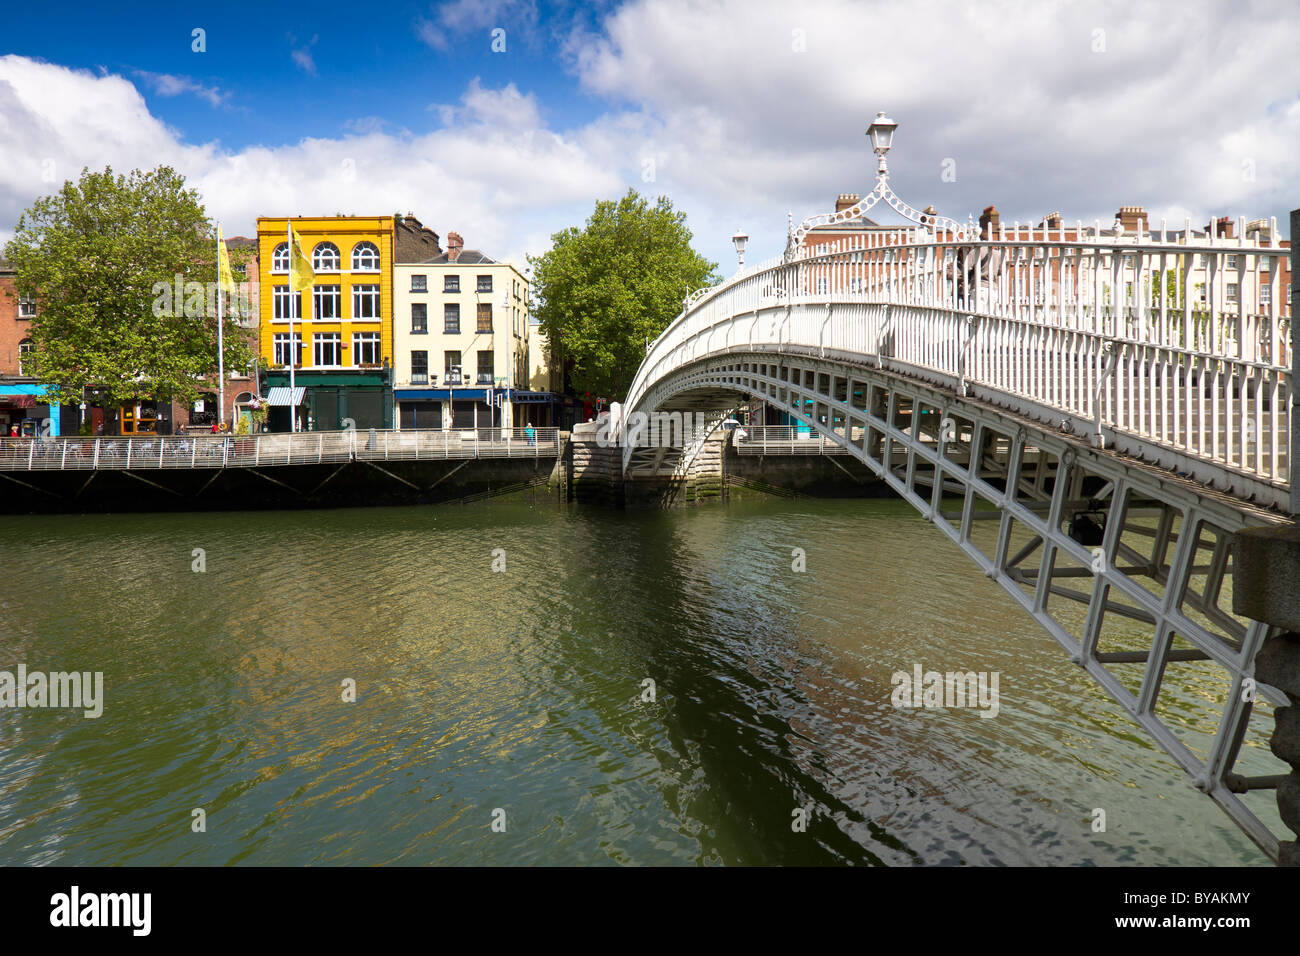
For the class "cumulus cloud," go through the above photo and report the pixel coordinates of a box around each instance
[566,0,1300,262]
[1,1,1298,271]
[0,55,620,267]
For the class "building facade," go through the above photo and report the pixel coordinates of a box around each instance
[256,215,396,431]
[0,259,62,435]
[392,231,554,429]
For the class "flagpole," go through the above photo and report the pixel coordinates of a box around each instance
[288,218,296,433]
[217,222,226,432]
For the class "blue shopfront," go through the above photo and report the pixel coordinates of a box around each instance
[394,387,556,430]
[0,383,68,436]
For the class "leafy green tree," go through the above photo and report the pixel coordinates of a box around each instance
[529,189,718,398]
[3,165,252,408]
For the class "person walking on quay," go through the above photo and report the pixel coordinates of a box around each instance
[524,422,536,446]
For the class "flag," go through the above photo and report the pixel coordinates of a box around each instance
[217,225,238,298]
[288,223,315,292]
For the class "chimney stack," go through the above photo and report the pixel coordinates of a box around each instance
[835,193,860,212]
[979,205,1000,238]
[447,231,464,262]
[1208,216,1234,239]
[1044,211,1062,229]
[1117,205,1146,234]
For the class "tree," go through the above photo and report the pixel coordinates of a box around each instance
[529,189,718,398]
[3,165,252,408]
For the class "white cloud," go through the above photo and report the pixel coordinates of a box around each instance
[416,0,540,53]
[133,71,229,108]
[2,1,1298,273]
[565,0,1300,264]
[0,56,619,268]
[290,35,319,77]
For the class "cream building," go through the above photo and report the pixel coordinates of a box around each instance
[393,231,555,429]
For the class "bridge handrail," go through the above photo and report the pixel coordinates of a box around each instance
[623,215,1291,496]
[0,427,561,472]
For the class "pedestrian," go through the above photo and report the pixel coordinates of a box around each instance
[524,422,536,445]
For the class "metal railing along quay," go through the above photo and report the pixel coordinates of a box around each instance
[0,427,561,472]
[732,425,851,455]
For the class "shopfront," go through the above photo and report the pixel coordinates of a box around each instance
[260,370,393,432]
[0,383,63,436]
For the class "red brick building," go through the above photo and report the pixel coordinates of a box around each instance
[0,259,57,435]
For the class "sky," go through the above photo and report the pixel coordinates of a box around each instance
[0,0,1298,273]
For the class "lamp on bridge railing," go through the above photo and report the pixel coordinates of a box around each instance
[732,228,748,269]
[867,111,898,177]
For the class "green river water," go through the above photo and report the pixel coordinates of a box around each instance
[0,496,1280,865]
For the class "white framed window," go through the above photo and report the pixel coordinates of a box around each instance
[272,285,301,320]
[352,332,381,365]
[1261,284,1272,306]
[313,285,341,320]
[18,294,36,318]
[352,284,380,320]
[271,243,289,272]
[312,242,340,272]
[273,332,302,365]
[351,242,380,272]
[18,340,32,374]
[314,332,342,366]
[411,350,429,384]
[1227,283,1239,304]
[1226,255,1239,269]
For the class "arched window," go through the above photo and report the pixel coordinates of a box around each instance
[352,242,380,271]
[313,242,340,271]
[271,242,289,272]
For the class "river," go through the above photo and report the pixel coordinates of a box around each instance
[0,496,1278,865]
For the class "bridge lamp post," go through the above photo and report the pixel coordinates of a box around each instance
[867,111,898,178]
[732,229,748,270]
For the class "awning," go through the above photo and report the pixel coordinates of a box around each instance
[266,386,306,407]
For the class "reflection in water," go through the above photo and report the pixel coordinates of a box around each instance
[0,498,1279,865]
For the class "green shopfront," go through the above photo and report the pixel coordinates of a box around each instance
[259,369,394,432]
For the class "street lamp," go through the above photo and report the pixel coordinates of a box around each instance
[732,228,748,269]
[867,111,898,176]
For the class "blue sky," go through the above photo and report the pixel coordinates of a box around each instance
[2,1,608,150]
[1,0,1297,270]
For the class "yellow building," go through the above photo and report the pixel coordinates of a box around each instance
[255,215,396,431]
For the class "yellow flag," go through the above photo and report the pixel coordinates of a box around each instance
[217,225,237,297]
[288,223,315,292]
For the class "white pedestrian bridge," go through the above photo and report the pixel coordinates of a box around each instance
[613,177,1294,859]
